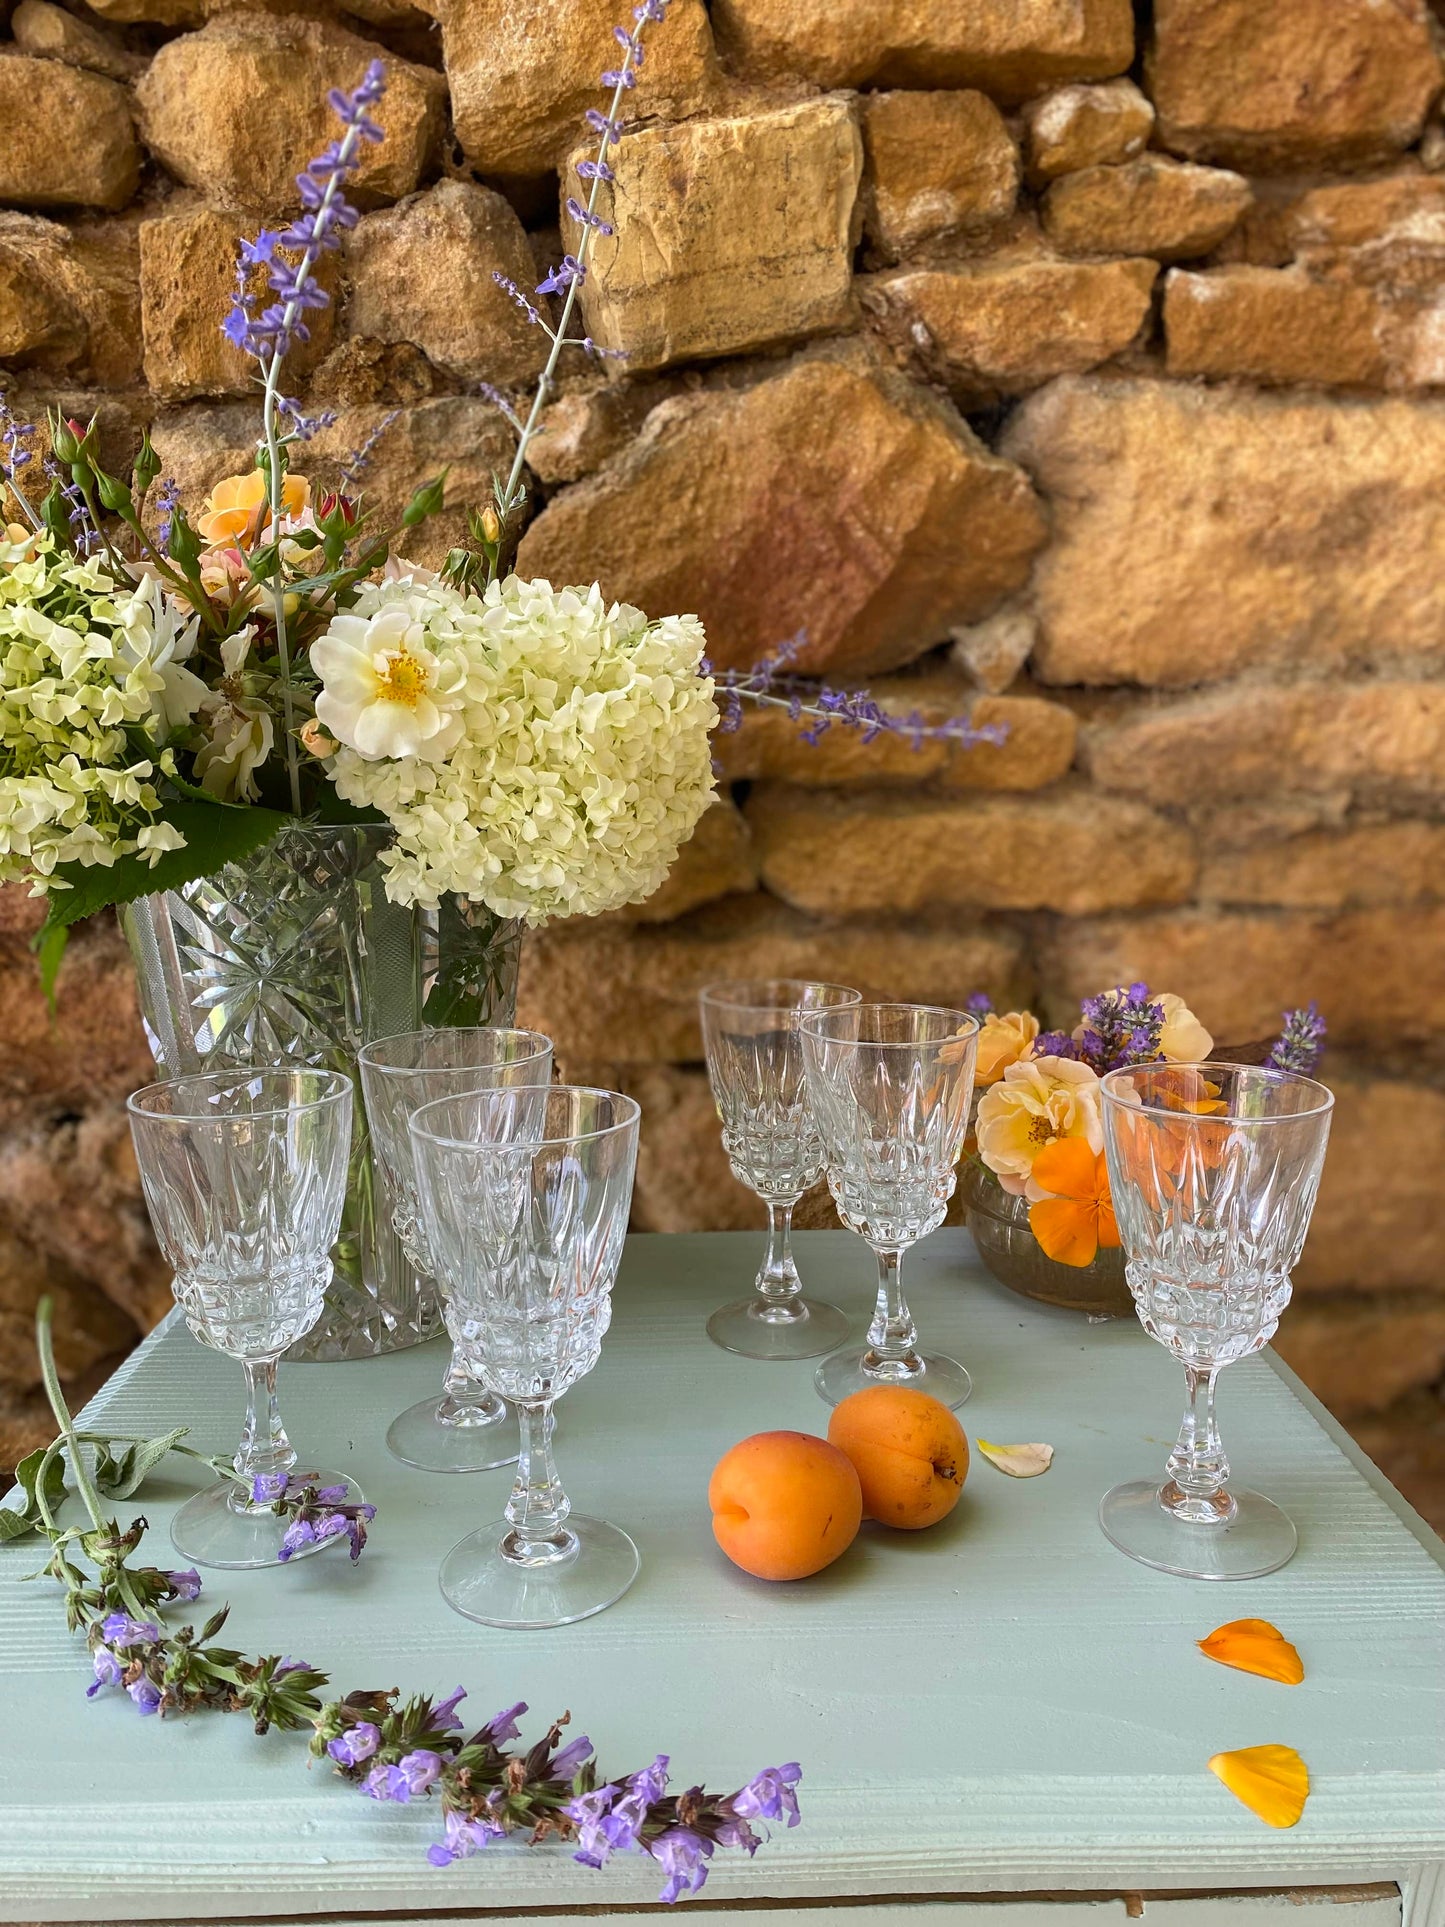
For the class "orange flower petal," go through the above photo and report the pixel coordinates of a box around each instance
[1208,1744,1309,1828]
[1199,1620,1304,1686]
[1029,1135,1099,1201]
[1029,1195,1099,1267]
[1096,1193,1121,1248]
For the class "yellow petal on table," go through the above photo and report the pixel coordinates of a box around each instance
[1208,1744,1310,1829]
[1199,1619,1304,1685]
[975,1439,1054,1478]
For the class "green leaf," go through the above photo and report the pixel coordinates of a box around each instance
[43,801,291,930]
[32,917,69,1012]
[0,1444,66,1539]
[0,1504,41,1542]
[91,1428,189,1502]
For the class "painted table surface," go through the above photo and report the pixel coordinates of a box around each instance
[2,1229,1444,1925]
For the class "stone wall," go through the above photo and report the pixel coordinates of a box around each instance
[1,0,1443,1520]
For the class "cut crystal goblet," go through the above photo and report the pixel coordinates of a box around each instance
[1098,1062,1334,1580]
[799,1003,979,1408]
[359,1026,553,1474]
[410,1084,641,1629]
[699,979,862,1359]
[126,1068,359,1570]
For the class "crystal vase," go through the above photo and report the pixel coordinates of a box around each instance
[120,821,524,1360]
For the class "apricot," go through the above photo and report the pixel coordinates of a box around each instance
[709,1430,862,1581]
[827,1386,968,1530]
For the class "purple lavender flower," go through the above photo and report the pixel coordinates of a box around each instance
[164,1568,202,1602]
[427,1805,505,1868]
[362,1749,443,1803]
[628,1754,670,1805]
[648,1827,713,1903]
[536,253,587,296]
[550,1733,594,1780]
[100,1612,160,1648]
[252,1471,289,1504]
[313,1484,350,1505]
[431,1685,467,1733]
[566,1783,639,1868]
[86,1647,124,1698]
[152,477,180,548]
[1266,1002,1327,1076]
[127,1676,163,1716]
[1067,983,1166,1074]
[327,1720,381,1766]
[965,992,993,1017]
[726,1762,802,1827]
[1033,1030,1083,1060]
[482,1699,527,1745]
[278,1517,317,1561]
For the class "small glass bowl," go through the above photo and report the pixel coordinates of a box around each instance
[958,1157,1132,1318]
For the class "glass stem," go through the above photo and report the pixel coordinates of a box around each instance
[754,1200,804,1316]
[864,1247,921,1375]
[233,1359,296,1512]
[437,1344,504,1426]
[1162,1365,1235,1525]
[500,1399,574,1565]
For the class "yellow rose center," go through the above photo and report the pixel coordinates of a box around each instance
[376,649,429,708]
[1026,1116,1055,1145]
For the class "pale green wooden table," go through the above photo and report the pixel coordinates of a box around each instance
[3,1231,1443,1927]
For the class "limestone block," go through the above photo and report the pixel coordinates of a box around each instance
[416,0,716,176]
[140,205,338,402]
[949,607,1038,692]
[1087,683,1445,801]
[1001,377,1445,685]
[1199,822,1445,910]
[515,895,1030,1064]
[1042,157,1252,261]
[1022,79,1154,184]
[711,0,1134,101]
[135,16,445,212]
[1293,1071,1445,1296]
[0,54,139,211]
[517,351,1047,677]
[11,0,146,81]
[861,90,1019,261]
[865,256,1157,400]
[347,180,546,386]
[1163,267,1390,386]
[1147,0,1443,171]
[744,784,1196,917]
[562,98,861,371]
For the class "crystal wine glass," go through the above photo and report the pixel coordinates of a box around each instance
[409,1084,641,1629]
[126,1067,358,1570]
[799,1004,979,1408]
[358,1026,553,1473]
[699,979,862,1359]
[1098,1062,1334,1581]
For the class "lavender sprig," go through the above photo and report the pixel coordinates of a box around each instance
[1,396,40,529]
[1062,982,1167,1074]
[247,1471,376,1562]
[1266,1002,1327,1076]
[710,632,1011,753]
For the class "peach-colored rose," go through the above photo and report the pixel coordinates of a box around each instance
[975,1055,1104,1201]
[974,1010,1040,1086]
[197,469,310,548]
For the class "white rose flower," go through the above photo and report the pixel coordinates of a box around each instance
[1156,992,1213,1063]
[310,596,466,763]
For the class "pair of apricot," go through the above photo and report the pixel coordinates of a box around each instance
[709,1386,969,1582]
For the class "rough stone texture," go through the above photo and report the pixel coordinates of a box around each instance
[518,350,1047,676]
[950,607,1038,693]
[525,383,673,485]
[516,894,1030,1066]
[1023,79,1155,184]
[11,0,147,81]
[0,54,139,211]
[1087,683,1445,802]
[1040,904,1445,1049]
[1275,1297,1445,1419]
[860,91,1020,262]
[417,0,716,177]
[1002,377,1445,686]
[1199,823,1445,910]
[622,1064,762,1233]
[562,99,861,372]
[711,0,1135,100]
[347,181,546,386]
[135,17,446,212]
[0,214,131,380]
[1163,267,1390,387]
[140,205,338,402]
[865,256,1157,402]
[618,798,758,923]
[1042,158,1252,261]
[1294,1072,1445,1298]
[714,684,1078,791]
[1147,0,1444,172]
[745,785,1196,917]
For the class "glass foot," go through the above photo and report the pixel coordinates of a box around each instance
[387,1393,520,1474]
[814,1346,972,1409]
[439,1515,640,1629]
[170,1470,364,1571]
[707,1295,851,1361]
[1099,1479,1298,1580]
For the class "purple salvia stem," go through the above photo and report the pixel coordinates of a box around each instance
[336,408,401,487]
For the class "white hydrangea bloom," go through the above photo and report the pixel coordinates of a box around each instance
[318,574,717,923]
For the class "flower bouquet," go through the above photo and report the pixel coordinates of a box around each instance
[960,989,1327,1316]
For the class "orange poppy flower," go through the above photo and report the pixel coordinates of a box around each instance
[1027,1138,1121,1268]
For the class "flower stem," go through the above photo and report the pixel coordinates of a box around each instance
[34,1297,108,1535]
